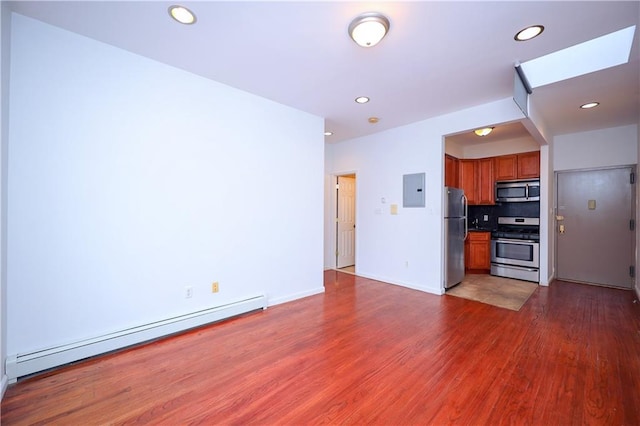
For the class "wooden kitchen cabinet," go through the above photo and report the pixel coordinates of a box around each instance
[465,231,491,272]
[445,154,459,187]
[459,159,477,204]
[444,154,459,187]
[517,151,540,179]
[493,154,518,181]
[477,158,494,205]
[494,151,540,180]
[458,158,493,205]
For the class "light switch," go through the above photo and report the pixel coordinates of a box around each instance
[390,204,398,215]
[588,199,596,210]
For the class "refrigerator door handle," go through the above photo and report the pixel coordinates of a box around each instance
[462,194,468,240]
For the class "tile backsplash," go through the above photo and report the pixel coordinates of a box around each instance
[468,202,540,230]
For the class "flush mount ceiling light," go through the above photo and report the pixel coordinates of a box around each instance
[515,25,544,41]
[348,12,390,47]
[168,5,196,25]
[324,131,334,136]
[474,127,494,137]
[580,102,600,109]
[355,96,370,104]
[368,117,380,124]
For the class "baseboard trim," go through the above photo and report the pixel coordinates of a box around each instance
[354,271,443,295]
[268,287,325,307]
[6,295,266,382]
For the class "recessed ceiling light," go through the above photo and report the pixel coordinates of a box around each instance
[355,96,370,104]
[580,102,600,109]
[474,127,494,137]
[514,25,544,41]
[368,117,379,124]
[348,12,390,47]
[324,131,333,136]
[168,5,196,25]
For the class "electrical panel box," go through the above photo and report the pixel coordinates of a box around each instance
[403,173,425,208]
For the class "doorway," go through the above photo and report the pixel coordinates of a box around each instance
[336,175,356,270]
[556,166,635,289]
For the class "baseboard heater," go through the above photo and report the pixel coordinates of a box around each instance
[6,294,267,382]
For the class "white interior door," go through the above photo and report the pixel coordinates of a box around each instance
[556,167,635,289]
[336,175,356,268]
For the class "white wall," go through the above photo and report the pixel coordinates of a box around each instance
[460,135,539,159]
[7,14,324,357]
[553,124,639,290]
[554,125,638,171]
[325,97,526,294]
[0,1,11,398]
[539,144,553,285]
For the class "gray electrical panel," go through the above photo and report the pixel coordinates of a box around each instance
[403,173,425,208]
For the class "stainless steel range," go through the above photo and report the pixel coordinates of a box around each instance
[490,217,539,282]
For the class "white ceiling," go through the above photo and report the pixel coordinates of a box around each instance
[8,1,640,144]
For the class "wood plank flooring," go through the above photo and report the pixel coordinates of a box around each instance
[3,270,640,425]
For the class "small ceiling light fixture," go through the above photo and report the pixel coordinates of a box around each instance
[580,101,600,109]
[324,131,334,136]
[474,127,495,137]
[348,12,390,47]
[355,96,370,104]
[368,117,380,124]
[515,25,544,41]
[168,5,197,25]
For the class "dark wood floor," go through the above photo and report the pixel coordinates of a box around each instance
[3,270,640,425]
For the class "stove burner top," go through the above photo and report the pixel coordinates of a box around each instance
[492,216,540,241]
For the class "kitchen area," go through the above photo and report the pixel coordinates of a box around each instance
[444,129,541,289]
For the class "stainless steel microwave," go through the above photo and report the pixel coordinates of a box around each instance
[495,179,540,202]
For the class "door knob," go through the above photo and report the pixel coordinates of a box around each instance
[556,215,564,220]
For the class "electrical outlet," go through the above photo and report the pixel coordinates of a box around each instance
[212,282,219,293]
[185,286,193,298]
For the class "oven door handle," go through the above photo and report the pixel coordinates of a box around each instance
[492,238,539,244]
[491,263,538,272]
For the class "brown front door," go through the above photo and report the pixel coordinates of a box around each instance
[556,167,635,289]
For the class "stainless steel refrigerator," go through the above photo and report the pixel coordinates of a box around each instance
[444,187,467,288]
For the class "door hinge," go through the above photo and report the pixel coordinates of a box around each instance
[630,266,635,278]
[336,183,339,190]
[335,250,339,256]
[335,217,339,223]
[631,172,636,184]
[631,219,636,231]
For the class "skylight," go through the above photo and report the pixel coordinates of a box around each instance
[519,25,636,89]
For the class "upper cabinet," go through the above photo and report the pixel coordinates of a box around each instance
[476,158,494,205]
[493,155,518,181]
[459,159,477,204]
[459,158,494,205]
[517,151,540,179]
[494,151,540,181]
[445,154,459,187]
[445,150,539,205]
